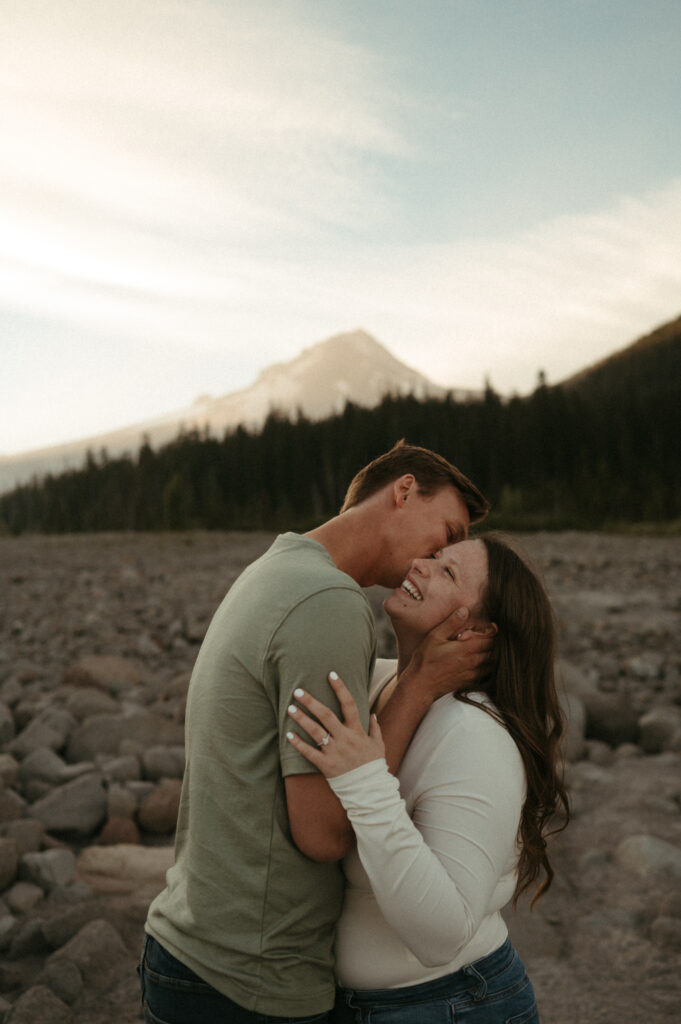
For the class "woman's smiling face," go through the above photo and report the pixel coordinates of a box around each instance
[384,539,489,637]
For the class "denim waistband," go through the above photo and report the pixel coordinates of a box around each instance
[336,938,515,1006]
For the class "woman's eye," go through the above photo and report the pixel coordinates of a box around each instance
[445,568,456,582]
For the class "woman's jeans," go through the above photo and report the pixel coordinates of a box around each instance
[333,939,538,1024]
[138,934,331,1024]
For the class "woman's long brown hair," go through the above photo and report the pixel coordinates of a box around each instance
[456,533,570,907]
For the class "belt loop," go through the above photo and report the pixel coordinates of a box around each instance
[343,990,364,1023]
[463,963,487,1000]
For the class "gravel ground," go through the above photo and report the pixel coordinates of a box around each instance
[1,529,680,1023]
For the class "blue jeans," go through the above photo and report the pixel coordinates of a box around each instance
[138,934,331,1024]
[332,939,538,1024]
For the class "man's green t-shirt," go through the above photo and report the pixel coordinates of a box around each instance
[146,533,376,1016]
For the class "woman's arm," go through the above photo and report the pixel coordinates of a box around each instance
[378,615,495,774]
[287,675,523,967]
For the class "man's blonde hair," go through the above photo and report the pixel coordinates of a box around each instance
[341,440,489,524]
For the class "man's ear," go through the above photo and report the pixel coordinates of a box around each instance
[393,474,416,507]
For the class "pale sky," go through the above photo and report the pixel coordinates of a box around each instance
[2,0,681,455]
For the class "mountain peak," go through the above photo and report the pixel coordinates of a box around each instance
[256,329,396,380]
[0,329,451,493]
[307,328,387,355]
[220,327,446,424]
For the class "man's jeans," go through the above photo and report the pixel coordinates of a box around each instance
[138,934,331,1024]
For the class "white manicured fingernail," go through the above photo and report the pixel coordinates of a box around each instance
[329,671,339,681]
[286,732,294,741]
[293,688,304,698]
[287,705,297,715]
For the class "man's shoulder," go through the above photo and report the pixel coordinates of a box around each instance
[247,532,364,601]
[224,533,370,641]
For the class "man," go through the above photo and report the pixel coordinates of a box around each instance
[141,441,492,1023]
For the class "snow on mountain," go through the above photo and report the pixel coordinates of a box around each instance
[0,329,470,494]
[198,329,450,431]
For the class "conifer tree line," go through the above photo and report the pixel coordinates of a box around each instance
[2,355,679,535]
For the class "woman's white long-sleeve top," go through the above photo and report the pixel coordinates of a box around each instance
[329,659,526,990]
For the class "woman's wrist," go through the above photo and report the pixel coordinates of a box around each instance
[327,757,387,790]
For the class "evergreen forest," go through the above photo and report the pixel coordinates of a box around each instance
[2,318,680,535]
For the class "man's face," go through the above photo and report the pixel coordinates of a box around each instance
[382,484,470,589]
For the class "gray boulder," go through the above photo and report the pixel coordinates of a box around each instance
[20,849,77,891]
[613,743,642,761]
[9,708,75,760]
[0,753,19,787]
[18,747,97,787]
[556,659,596,698]
[61,654,150,695]
[638,706,681,754]
[39,958,83,1005]
[100,754,141,783]
[625,653,665,680]
[0,786,26,824]
[41,903,104,949]
[142,744,186,780]
[7,917,50,959]
[585,740,615,766]
[106,782,138,819]
[583,692,639,746]
[650,915,681,951]
[64,714,126,762]
[0,703,15,746]
[47,918,127,985]
[5,984,72,1024]
[0,676,23,705]
[0,819,44,856]
[29,774,107,836]
[66,711,184,763]
[0,837,19,891]
[615,834,681,881]
[0,911,18,953]
[6,881,43,914]
[63,687,119,720]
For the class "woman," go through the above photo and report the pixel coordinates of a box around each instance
[286,533,569,1023]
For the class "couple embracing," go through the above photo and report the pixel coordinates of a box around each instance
[140,441,568,1023]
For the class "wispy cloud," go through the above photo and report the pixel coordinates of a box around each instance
[0,0,410,347]
[1,0,407,241]
[1,1,680,453]
[317,179,681,390]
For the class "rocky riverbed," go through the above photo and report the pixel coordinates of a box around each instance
[1,530,680,1024]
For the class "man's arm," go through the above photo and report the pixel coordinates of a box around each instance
[277,589,374,863]
[285,774,355,862]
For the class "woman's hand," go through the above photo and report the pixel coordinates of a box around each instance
[286,672,385,778]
